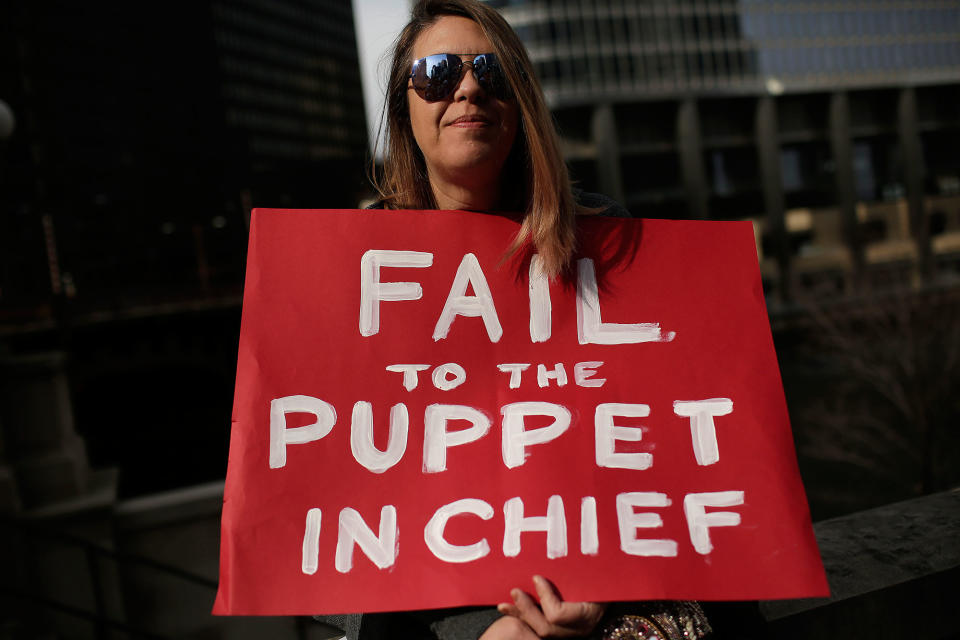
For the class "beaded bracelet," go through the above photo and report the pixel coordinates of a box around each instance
[594,601,711,640]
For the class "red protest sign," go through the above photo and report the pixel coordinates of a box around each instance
[213,209,828,615]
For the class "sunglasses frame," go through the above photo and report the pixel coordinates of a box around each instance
[409,52,510,102]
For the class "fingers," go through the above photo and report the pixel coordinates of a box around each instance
[504,587,551,636]
[532,575,608,633]
[533,575,583,628]
[532,575,562,615]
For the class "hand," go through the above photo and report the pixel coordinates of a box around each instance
[497,575,607,638]
[479,615,540,640]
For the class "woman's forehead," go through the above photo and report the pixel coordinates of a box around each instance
[412,15,492,58]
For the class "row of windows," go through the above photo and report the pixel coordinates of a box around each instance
[221,55,333,98]
[515,13,744,50]
[522,39,958,95]
[535,49,758,87]
[529,37,759,60]
[738,0,956,9]
[217,0,354,40]
[741,8,960,39]
[213,28,358,76]
[502,1,741,23]
[213,3,358,58]
[249,135,363,160]
[558,90,959,190]
[500,0,957,18]
[226,107,363,142]
[220,55,362,105]
[512,11,959,56]
[759,41,960,77]
[221,82,363,122]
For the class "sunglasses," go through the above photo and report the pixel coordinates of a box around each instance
[409,52,510,102]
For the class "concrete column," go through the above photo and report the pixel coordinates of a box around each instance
[591,103,625,205]
[756,96,790,301]
[677,98,708,219]
[829,91,863,285]
[898,87,931,280]
[0,352,90,510]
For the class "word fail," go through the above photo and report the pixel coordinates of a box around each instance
[360,251,676,344]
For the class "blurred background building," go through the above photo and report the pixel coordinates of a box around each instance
[488,0,960,549]
[1,0,368,313]
[490,0,960,304]
[0,2,369,634]
[0,0,958,637]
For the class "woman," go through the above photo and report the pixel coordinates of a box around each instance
[371,0,629,279]
[356,1,711,638]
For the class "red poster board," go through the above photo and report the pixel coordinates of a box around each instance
[214,209,828,615]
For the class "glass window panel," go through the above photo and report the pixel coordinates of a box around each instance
[950,40,960,66]
[880,44,891,71]
[909,9,920,35]
[911,9,922,33]
[789,11,800,38]
[765,12,777,39]
[828,11,841,37]
[882,44,893,71]
[741,11,759,39]
[766,12,779,39]
[877,9,889,35]
[874,9,887,35]
[829,45,842,74]
[883,44,901,69]
[855,9,866,35]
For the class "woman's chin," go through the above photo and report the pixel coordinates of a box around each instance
[439,159,506,186]
[440,146,510,174]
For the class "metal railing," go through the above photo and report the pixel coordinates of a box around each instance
[0,516,226,640]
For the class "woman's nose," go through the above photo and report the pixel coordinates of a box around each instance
[453,63,485,101]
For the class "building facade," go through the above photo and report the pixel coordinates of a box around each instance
[0,0,368,314]
[0,0,369,508]
[489,0,960,304]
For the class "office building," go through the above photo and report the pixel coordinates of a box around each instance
[0,0,369,506]
[0,0,368,312]
[489,0,960,303]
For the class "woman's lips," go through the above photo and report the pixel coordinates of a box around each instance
[448,114,493,128]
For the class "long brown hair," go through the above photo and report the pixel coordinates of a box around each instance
[372,0,580,277]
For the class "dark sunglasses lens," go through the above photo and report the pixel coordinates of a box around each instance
[411,53,462,101]
[411,53,510,101]
[473,53,509,99]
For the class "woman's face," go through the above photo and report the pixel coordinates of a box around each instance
[407,16,519,200]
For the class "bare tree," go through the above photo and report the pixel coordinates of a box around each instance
[790,284,960,514]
